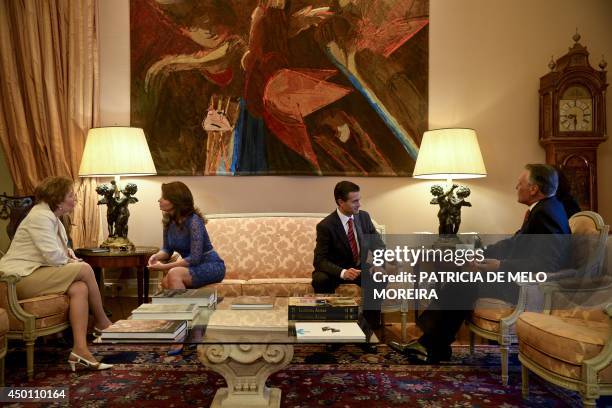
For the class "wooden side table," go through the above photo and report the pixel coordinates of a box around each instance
[76,246,158,305]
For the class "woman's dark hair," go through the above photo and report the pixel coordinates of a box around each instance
[34,176,74,212]
[161,182,205,228]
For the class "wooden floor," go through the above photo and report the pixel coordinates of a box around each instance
[103,296,485,346]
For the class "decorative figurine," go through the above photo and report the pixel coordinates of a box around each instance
[95,180,138,250]
[430,184,472,235]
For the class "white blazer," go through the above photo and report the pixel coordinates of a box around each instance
[0,202,70,277]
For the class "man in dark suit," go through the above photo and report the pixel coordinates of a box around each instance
[391,164,571,363]
[312,181,386,326]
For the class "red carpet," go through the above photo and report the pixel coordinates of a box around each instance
[5,343,598,407]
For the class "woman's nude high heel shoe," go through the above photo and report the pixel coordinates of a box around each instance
[68,352,113,371]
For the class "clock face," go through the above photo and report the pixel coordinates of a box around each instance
[559,86,593,132]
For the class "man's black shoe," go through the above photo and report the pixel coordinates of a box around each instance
[388,340,452,364]
[388,340,427,357]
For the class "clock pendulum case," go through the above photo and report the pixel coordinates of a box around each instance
[539,32,608,211]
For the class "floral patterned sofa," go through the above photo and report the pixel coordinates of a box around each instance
[204,213,385,298]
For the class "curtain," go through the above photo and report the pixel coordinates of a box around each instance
[0,0,100,247]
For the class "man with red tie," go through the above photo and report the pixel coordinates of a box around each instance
[312,181,386,326]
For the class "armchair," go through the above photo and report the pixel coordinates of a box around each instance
[518,278,612,407]
[0,194,71,380]
[467,211,609,385]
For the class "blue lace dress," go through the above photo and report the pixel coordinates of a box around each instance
[161,213,225,288]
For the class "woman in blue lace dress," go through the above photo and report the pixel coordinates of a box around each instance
[147,182,225,289]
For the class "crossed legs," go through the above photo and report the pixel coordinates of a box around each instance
[67,263,112,363]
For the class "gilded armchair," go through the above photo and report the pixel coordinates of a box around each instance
[0,194,70,380]
[518,277,612,407]
[467,211,609,385]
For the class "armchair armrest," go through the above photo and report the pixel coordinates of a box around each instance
[606,303,612,318]
[0,274,23,309]
[540,277,612,314]
[0,274,36,329]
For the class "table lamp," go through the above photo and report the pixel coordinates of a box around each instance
[413,128,486,236]
[78,127,157,250]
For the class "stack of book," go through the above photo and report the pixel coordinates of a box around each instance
[295,322,365,342]
[131,303,199,321]
[100,320,188,342]
[151,287,217,307]
[288,296,359,321]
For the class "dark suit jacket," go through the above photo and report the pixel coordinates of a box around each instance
[486,196,571,273]
[313,210,384,279]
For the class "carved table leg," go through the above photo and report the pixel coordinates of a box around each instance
[198,344,293,408]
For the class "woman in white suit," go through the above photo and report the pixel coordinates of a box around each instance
[0,177,113,371]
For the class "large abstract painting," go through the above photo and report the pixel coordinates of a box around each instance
[130,0,428,176]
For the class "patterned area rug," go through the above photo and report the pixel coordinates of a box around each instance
[5,342,606,407]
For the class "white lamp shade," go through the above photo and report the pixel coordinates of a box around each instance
[413,128,487,179]
[79,127,157,177]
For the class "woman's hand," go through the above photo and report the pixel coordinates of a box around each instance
[67,248,82,262]
[148,254,161,267]
[147,262,172,271]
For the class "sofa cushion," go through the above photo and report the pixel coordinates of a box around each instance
[18,294,69,318]
[206,216,322,280]
[472,298,514,322]
[335,284,361,298]
[470,315,501,332]
[469,298,515,332]
[242,278,314,297]
[520,341,582,380]
[34,313,69,329]
[208,279,245,297]
[517,312,608,365]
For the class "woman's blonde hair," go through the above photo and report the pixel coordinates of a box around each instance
[34,176,74,211]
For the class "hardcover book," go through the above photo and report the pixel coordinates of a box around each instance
[206,309,288,332]
[288,309,359,322]
[288,296,359,317]
[289,296,359,308]
[151,288,216,307]
[230,296,276,310]
[131,303,199,320]
[295,322,365,342]
[100,319,187,340]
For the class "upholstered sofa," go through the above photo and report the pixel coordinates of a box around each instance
[204,213,385,298]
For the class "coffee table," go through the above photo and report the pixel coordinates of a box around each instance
[102,297,378,408]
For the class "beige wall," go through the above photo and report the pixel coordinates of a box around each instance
[99,0,612,247]
[3,0,609,250]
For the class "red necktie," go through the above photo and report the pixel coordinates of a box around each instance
[347,218,359,264]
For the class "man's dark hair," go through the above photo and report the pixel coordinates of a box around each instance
[525,164,558,197]
[334,181,360,205]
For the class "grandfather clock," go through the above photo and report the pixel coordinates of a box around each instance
[539,32,608,211]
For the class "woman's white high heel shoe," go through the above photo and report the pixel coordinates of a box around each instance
[68,352,113,371]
